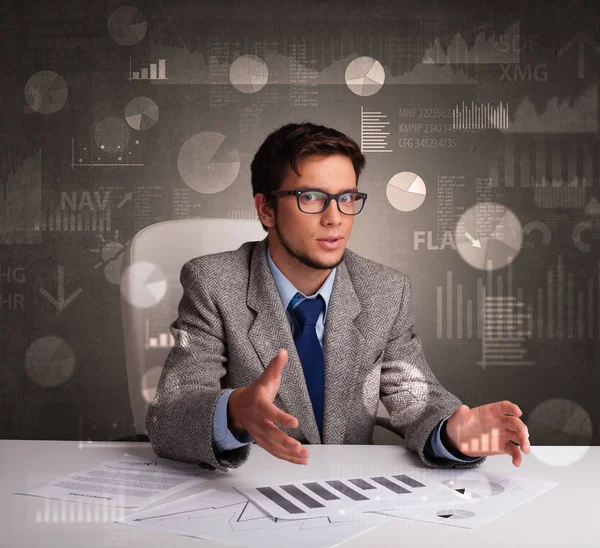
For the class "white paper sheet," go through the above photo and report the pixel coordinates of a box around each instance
[372,469,559,529]
[117,488,392,548]
[235,470,451,519]
[15,455,212,508]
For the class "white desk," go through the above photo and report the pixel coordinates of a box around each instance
[1,440,597,547]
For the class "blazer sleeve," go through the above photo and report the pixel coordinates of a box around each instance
[379,274,486,469]
[145,259,252,472]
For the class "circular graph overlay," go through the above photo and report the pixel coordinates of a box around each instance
[120,262,167,308]
[24,71,68,114]
[455,202,523,271]
[345,57,385,96]
[125,96,159,131]
[178,131,240,193]
[94,116,131,154]
[141,367,163,403]
[25,336,75,387]
[436,508,476,520]
[528,398,593,445]
[107,6,147,46]
[230,55,269,93]
[530,446,590,467]
[386,172,427,212]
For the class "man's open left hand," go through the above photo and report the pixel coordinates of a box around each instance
[445,400,530,467]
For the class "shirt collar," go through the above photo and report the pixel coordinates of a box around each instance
[267,245,336,320]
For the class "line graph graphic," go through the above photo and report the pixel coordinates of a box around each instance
[421,21,520,64]
[119,489,390,547]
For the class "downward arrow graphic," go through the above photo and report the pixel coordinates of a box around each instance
[464,232,482,248]
[39,266,83,313]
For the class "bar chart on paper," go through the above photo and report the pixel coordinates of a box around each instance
[236,472,446,519]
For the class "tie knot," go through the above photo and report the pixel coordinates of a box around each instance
[289,295,324,327]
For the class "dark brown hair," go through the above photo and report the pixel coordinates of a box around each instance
[251,121,366,231]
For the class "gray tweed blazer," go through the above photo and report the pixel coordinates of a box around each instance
[146,236,486,472]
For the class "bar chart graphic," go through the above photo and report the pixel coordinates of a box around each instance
[535,255,600,339]
[453,101,509,130]
[436,261,527,340]
[0,148,41,244]
[489,135,597,196]
[436,256,600,342]
[129,56,168,81]
[360,106,392,153]
[36,206,111,233]
[458,429,502,456]
[145,318,175,349]
[237,472,440,519]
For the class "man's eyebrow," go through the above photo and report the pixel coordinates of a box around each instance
[294,185,359,192]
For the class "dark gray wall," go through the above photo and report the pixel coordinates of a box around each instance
[1,0,598,446]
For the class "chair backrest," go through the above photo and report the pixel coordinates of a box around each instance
[119,218,266,434]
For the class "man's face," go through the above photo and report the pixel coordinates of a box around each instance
[271,154,357,270]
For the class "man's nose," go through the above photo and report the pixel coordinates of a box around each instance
[322,198,343,221]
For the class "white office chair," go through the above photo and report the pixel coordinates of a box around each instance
[119,218,403,444]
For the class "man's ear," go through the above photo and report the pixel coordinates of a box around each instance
[255,193,275,228]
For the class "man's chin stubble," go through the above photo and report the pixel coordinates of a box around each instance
[275,220,344,271]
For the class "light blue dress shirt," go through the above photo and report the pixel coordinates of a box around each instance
[211,246,481,463]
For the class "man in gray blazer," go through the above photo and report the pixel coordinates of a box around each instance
[146,122,530,473]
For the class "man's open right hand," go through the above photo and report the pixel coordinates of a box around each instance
[227,348,310,465]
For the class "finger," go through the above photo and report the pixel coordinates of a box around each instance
[499,417,530,451]
[269,348,288,370]
[500,400,522,417]
[505,440,522,467]
[258,350,289,391]
[269,448,309,465]
[264,402,299,429]
[259,418,309,454]
[251,420,309,460]
[253,436,309,464]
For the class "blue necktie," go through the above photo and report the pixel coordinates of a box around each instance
[289,294,325,436]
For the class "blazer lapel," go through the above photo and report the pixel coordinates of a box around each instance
[247,237,364,446]
[247,238,321,444]
[321,256,364,444]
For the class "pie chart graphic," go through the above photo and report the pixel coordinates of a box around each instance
[455,202,522,271]
[107,6,147,46]
[345,56,385,96]
[386,172,427,212]
[25,336,75,388]
[120,262,168,308]
[125,97,159,131]
[230,55,269,94]
[177,131,240,193]
[441,480,505,500]
[24,71,68,114]
[527,398,593,445]
[436,508,476,520]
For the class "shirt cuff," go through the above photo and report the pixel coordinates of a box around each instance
[429,415,484,462]
[212,389,254,453]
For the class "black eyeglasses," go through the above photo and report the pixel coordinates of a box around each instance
[271,188,368,215]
